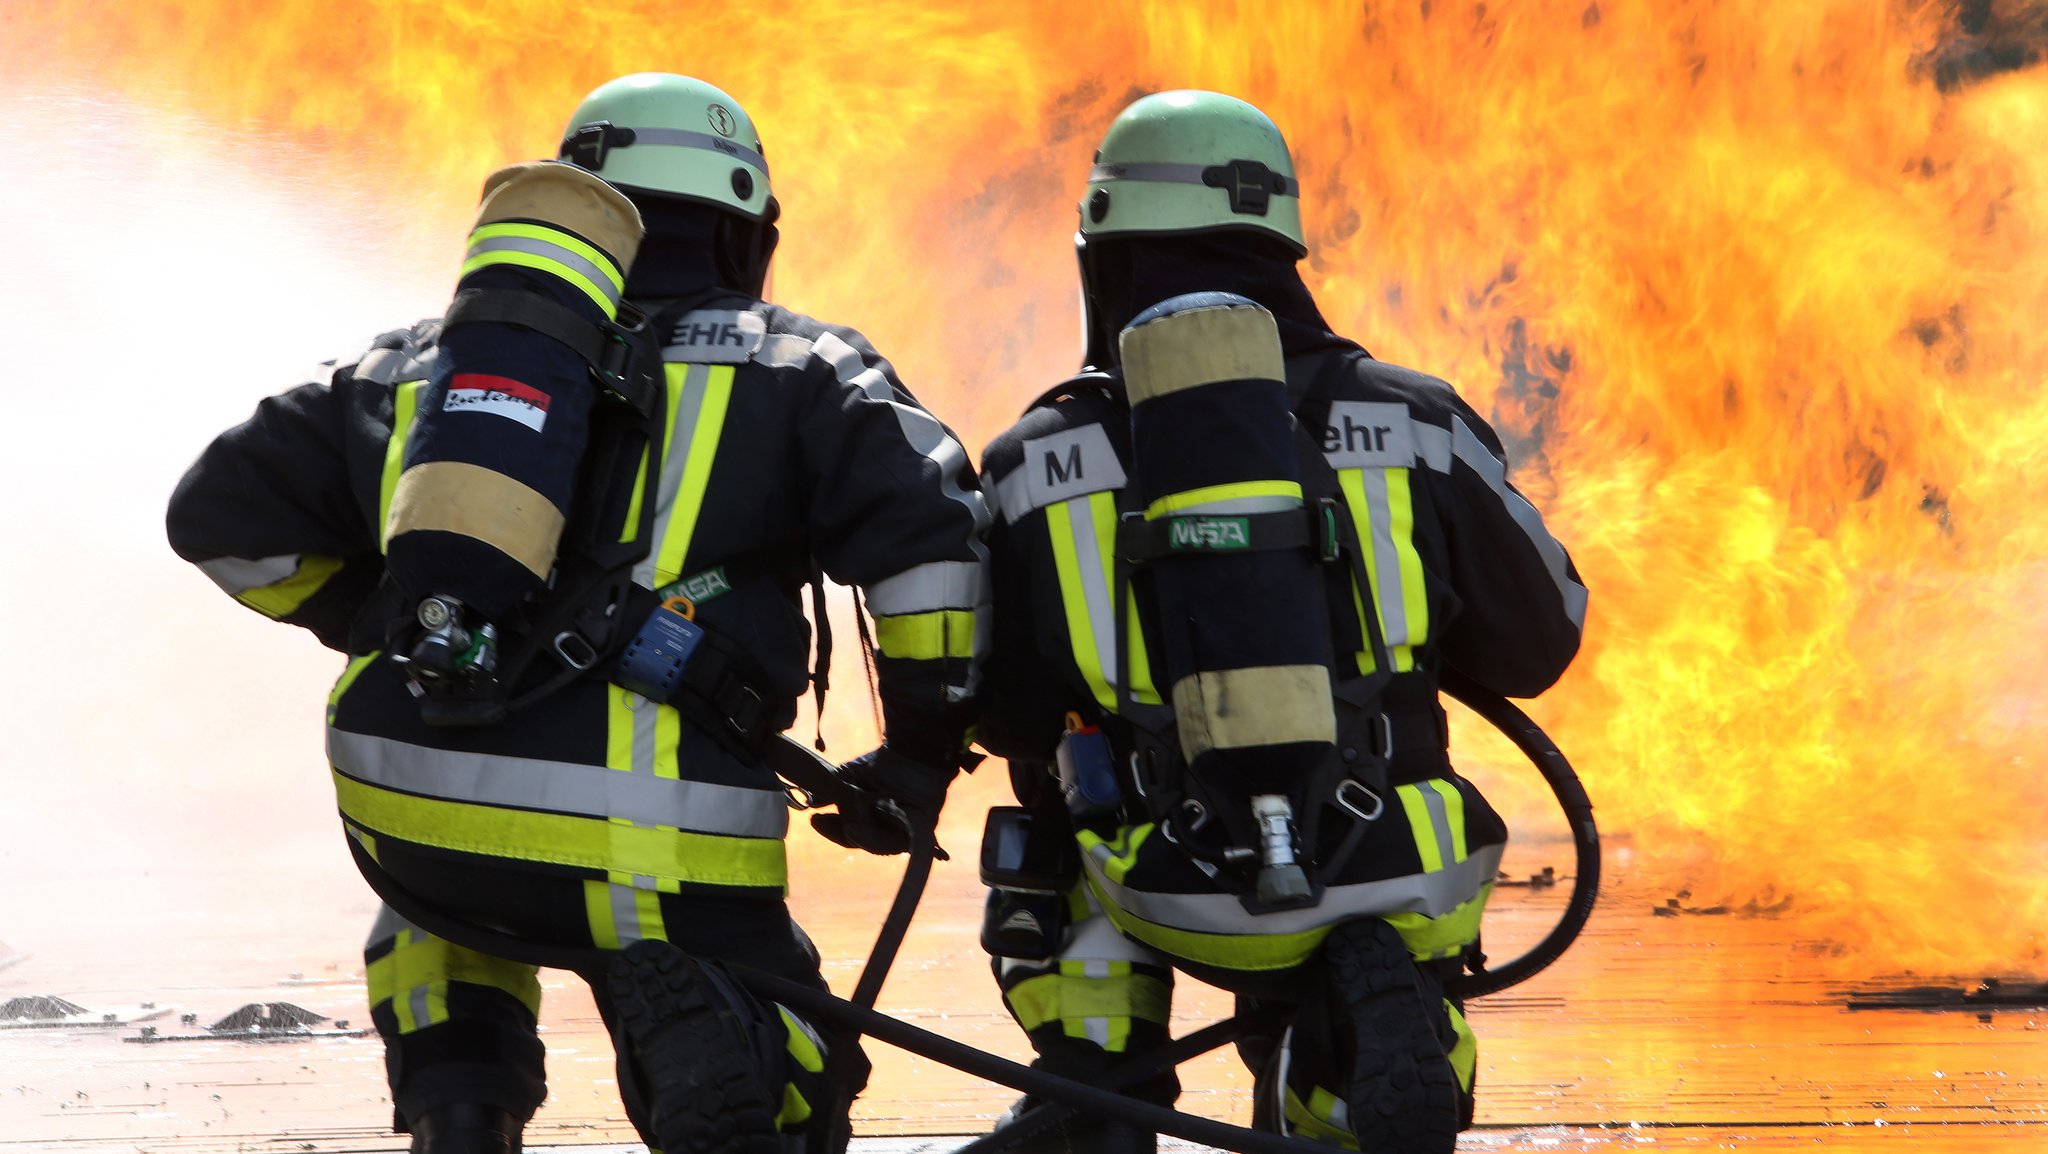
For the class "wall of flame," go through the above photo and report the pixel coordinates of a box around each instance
[4,0,2044,973]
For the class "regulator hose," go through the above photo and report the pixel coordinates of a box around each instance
[1437,669,1601,999]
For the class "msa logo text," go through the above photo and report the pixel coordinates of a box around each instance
[1168,516,1251,550]
[674,567,731,603]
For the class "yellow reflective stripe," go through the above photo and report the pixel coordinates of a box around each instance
[1084,877,1332,971]
[584,879,621,950]
[468,221,626,294]
[619,442,651,544]
[1430,779,1468,864]
[365,928,542,1033]
[777,1084,812,1128]
[872,609,977,660]
[327,652,380,724]
[1385,467,1429,651]
[653,364,735,586]
[1006,971,1169,1033]
[779,1006,825,1072]
[461,221,625,320]
[1078,825,1154,887]
[1094,490,1158,704]
[1446,1001,1477,1091]
[1396,784,1444,873]
[334,771,787,889]
[1047,500,1115,710]
[1385,886,1492,961]
[1337,466,1419,673]
[233,553,343,619]
[1283,1086,1359,1148]
[379,380,426,552]
[1144,479,1302,520]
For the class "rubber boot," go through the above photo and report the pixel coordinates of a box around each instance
[407,1103,523,1154]
[1322,918,1461,1154]
[608,939,780,1154]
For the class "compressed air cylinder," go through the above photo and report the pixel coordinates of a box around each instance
[1119,292,1339,814]
[384,161,644,621]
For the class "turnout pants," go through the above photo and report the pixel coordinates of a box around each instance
[995,771,1503,1145]
[364,877,852,1145]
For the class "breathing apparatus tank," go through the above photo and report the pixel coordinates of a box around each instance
[1118,292,1340,909]
[383,161,645,722]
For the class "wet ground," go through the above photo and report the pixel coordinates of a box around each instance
[2,823,2043,1153]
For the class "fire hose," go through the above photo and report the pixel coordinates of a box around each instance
[348,679,1597,1154]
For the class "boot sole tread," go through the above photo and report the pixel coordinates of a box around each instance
[609,941,780,1154]
[1327,919,1462,1154]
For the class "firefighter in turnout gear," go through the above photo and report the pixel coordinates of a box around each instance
[167,73,989,1154]
[973,91,1586,1154]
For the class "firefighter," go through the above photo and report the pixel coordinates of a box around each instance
[167,72,988,1154]
[973,91,1586,1154]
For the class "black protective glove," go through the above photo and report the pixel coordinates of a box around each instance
[809,745,957,859]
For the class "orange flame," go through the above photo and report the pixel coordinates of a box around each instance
[11,1,2046,973]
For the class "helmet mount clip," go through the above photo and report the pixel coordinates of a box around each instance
[561,122,637,171]
[1202,158,1284,217]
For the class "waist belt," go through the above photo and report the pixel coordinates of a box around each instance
[608,594,779,758]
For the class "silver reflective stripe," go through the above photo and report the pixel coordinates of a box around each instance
[1443,417,1588,628]
[329,729,788,838]
[863,560,987,615]
[466,233,623,310]
[1406,781,1457,869]
[993,463,1032,524]
[1082,842,1504,934]
[1353,466,1414,647]
[635,363,714,587]
[198,554,300,596]
[408,985,432,1029]
[812,332,991,557]
[1089,162,1294,196]
[1066,497,1123,694]
[1090,162,1300,197]
[1159,493,1298,516]
[606,880,651,945]
[1064,909,1164,966]
[628,127,769,175]
[365,903,415,950]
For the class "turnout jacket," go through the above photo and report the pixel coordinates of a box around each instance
[168,294,990,907]
[978,344,1584,769]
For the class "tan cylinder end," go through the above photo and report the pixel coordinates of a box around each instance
[476,160,645,272]
[1121,303,1286,405]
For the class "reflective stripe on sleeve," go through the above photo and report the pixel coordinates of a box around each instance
[862,559,987,615]
[872,608,982,661]
[810,331,990,559]
[200,552,344,619]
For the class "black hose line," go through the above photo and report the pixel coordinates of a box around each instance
[1437,670,1602,1000]
[949,1017,1249,1154]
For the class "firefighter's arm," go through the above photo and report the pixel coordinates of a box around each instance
[1432,396,1588,697]
[796,328,990,841]
[166,376,384,652]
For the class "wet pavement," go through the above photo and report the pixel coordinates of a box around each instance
[2,829,2043,1153]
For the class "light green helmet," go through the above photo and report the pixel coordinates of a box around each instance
[1081,90,1304,257]
[558,73,773,220]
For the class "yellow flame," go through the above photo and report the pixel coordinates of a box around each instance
[11,0,2047,973]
